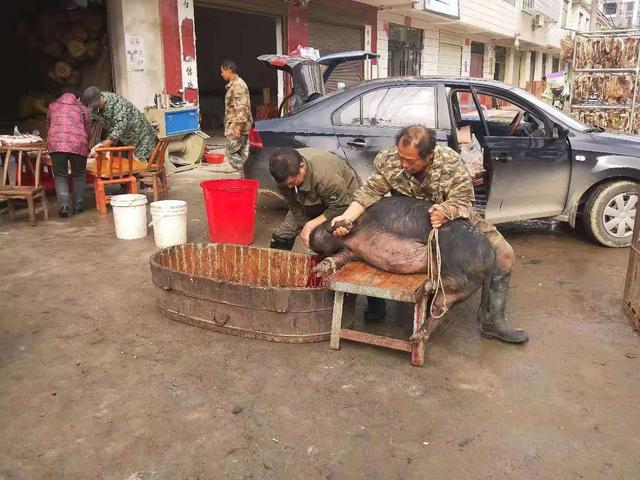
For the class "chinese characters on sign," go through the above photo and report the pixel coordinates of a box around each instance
[125,35,145,72]
[178,0,198,91]
[185,66,194,89]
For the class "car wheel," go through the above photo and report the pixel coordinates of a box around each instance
[584,180,639,247]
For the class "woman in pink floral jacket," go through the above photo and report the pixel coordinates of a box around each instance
[46,91,92,217]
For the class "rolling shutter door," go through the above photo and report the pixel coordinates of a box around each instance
[308,21,364,92]
[194,0,286,16]
[438,31,464,76]
[438,43,462,76]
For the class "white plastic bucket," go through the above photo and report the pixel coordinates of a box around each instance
[111,194,148,240]
[149,200,188,248]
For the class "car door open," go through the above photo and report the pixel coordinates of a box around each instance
[450,86,572,223]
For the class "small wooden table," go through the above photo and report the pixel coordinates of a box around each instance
[326,262,436,367]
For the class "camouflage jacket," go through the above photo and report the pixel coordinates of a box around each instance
[278,148,360,222]
[224,76,253,136]
[92,92,157,162]
[353,145,475,221]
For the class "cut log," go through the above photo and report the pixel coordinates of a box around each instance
[85,40,101,60]
[67,38,87,60]
[43,41,64,59]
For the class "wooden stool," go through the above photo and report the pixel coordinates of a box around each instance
[93,146,139,215]
[0,144,49,225]
[137,138,170,202]
[326,262,436,367]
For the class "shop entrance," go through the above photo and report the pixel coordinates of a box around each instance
[194,6,280,134]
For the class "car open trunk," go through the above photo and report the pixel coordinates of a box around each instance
[258,50,379,115]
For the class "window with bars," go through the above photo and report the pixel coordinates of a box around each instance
[388,24,423,77]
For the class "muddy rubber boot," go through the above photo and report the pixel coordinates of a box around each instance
[270,235,295,251]
[364,297,387,322]
[479,270,529,344]
[477,272,492,324]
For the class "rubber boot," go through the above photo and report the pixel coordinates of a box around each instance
[478,270,529,344]
[55,175,71,218]
[364,297,387,322]
[270,235,295,251]
[73,174,85,214]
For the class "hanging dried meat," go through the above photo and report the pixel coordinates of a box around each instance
[571,74,636,106]
[634,110,640,134]
[572,109,632,132]
[624,36,640,68]
[571,33,640,133]
[574,35,639,69]
[560,36,574,61]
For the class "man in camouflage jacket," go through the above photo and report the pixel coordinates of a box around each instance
[269,146,387,321]
[82,86,157,162]
[221,60,253,173]
[332,125,529,344]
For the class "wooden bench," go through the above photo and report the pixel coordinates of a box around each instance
[326,262,441,367]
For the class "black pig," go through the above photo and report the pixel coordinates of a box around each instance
[309,195,495,319]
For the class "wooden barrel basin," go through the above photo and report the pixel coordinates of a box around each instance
[150,243,350,343]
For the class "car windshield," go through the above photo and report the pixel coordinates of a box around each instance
[511,87,590,132]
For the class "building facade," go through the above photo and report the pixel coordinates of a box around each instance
[107,0,377,115]
[105,0,615,118]
[602,0,640,28]
[365,0,567,89]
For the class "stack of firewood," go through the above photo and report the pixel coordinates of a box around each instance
[14,7,109,134]
[17,8,107,86]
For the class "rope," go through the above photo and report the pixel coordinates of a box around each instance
[426,205,455,319]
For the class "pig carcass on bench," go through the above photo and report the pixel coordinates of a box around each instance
[309,195,495,365]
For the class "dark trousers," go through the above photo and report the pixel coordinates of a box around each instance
[51,152,87,208]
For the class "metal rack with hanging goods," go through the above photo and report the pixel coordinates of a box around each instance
[569,29,640,134]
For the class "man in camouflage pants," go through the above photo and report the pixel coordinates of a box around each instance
[82,86,157,162]
[332,125,528,344]
[221,60,253,174]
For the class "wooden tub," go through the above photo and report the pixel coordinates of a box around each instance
[150,243,351,343]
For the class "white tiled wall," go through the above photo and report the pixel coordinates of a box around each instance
[376,19,389,79]
[376,6,556,85]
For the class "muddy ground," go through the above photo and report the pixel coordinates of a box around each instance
[1,167,639,480]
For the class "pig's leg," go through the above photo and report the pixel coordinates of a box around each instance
[410,279,483,342]
[343,226,429,274]
[314,249,360,276]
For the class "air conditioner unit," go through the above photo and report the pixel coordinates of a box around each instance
[532,14,545,30]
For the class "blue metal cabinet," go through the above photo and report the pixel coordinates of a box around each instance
[164,108,199,136]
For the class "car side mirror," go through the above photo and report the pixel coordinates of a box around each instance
[552,124,568,140]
